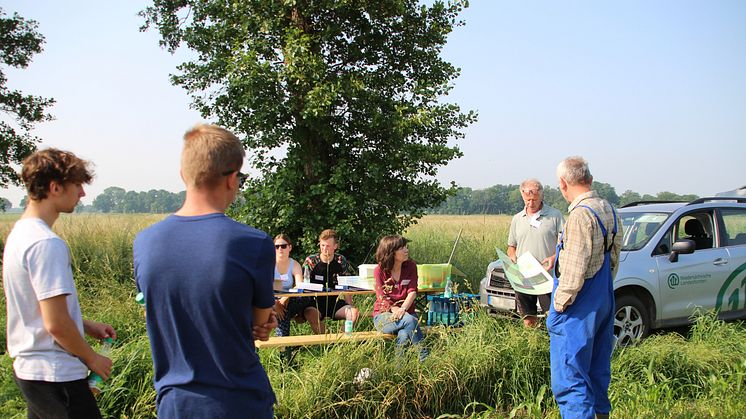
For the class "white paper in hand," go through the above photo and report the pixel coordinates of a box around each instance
[516,252,553,282]
[496,248,553,295]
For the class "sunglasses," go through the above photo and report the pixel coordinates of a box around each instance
[222,170,249,189]
[275,244,289,249]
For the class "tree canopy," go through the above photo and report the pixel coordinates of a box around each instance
[142,0,475,262]
[0,7,55,188]
[0,197,11,212]
[92,186,185,213]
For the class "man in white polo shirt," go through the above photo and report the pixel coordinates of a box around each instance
[507,178,565,327]
[3,148,116,419]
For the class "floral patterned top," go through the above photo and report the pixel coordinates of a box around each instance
[302,253,351,289]
[373,260,418,316]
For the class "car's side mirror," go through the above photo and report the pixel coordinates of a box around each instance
[669,239,695,263]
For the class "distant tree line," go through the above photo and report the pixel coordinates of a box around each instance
[429,182,700,215]
[91,187,185,213]
[2,182,699,215]
[2,188,185,214]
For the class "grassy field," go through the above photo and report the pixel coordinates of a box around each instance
[1,213,746,418]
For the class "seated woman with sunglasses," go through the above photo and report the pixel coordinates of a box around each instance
[273,234,319,337]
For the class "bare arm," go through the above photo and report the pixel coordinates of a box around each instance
[400,290,417,311]
[274,298,288,320]
[291,258,304,285]
[40,295,112,379]
[83,320,117,340]
[252,307,277,341]
[392,291,417,320]
[507,245,517,263]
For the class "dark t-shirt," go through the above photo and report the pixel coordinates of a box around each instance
[303,253,352,318]
[302,253,351,290]
[134,213,275,415]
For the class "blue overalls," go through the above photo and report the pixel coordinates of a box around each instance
[547,204,617,419]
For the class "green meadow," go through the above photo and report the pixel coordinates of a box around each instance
[1,213,746,418]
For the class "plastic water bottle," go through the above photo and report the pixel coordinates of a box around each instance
[449,300,457,325]
[135,292,145,307]
[88,337,113,395]
[427,296,435,326]
[344,306,354,335]
[303,266,310,283]
[443,276,453,298]
[436,298,444,325]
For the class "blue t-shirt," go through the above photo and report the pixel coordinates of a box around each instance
[133,213,275,410]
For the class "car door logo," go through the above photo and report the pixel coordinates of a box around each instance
[716,262,746,311]
[667,273,680,289]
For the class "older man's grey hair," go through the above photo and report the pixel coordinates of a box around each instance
[557,156,593,186]
[520,178,544,197]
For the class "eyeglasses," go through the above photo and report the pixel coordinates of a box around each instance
[222,170,248,189]
[275,244,289,249]
[521,189,540,196]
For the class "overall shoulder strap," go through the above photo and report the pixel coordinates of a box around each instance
[575,204,617,252]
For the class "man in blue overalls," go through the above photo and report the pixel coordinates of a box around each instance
[548,156,623,419]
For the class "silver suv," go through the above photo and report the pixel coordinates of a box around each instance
[480,197,746,345]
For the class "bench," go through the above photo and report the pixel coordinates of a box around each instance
[255,331,394,349]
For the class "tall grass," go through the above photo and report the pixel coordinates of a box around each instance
[405,215,512,292]
[2,214,746,418]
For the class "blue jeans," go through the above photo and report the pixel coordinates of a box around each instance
[374,312,426,360]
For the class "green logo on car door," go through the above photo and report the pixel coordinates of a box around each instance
[716,262,746,311]
[667,273,680,289]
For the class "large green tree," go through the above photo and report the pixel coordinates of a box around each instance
[0,7,55,188]
[142,1,475,262]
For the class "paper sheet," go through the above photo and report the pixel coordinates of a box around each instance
[495,248,554,295]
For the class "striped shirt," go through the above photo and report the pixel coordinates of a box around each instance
[554,191,623,312]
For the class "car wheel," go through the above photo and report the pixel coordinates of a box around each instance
[614,294,651,346]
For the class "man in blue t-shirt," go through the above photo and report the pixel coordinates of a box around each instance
[134,124,277,418]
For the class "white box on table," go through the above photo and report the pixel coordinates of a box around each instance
[358,264,378,279]
[337,275,375,290]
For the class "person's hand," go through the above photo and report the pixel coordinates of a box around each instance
[274,301,287,321]
[253,312,278,342]
[542,256,555,271]
[85,352,113,381]
[83,321,116,340]
[391,307,406,321]
[553,301,565,314]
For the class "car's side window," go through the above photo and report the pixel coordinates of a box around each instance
[720,208,746,246]
[674,211,715,250]
[652,228,672,255]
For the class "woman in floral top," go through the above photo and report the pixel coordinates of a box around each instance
[373,235,427,359]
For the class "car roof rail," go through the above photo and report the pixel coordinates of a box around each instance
[621,200,687,208]
[687,197,746,205]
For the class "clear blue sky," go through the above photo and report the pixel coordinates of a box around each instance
[3,1,745,207]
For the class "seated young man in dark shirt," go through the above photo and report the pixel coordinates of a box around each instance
[302,229,360,334]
